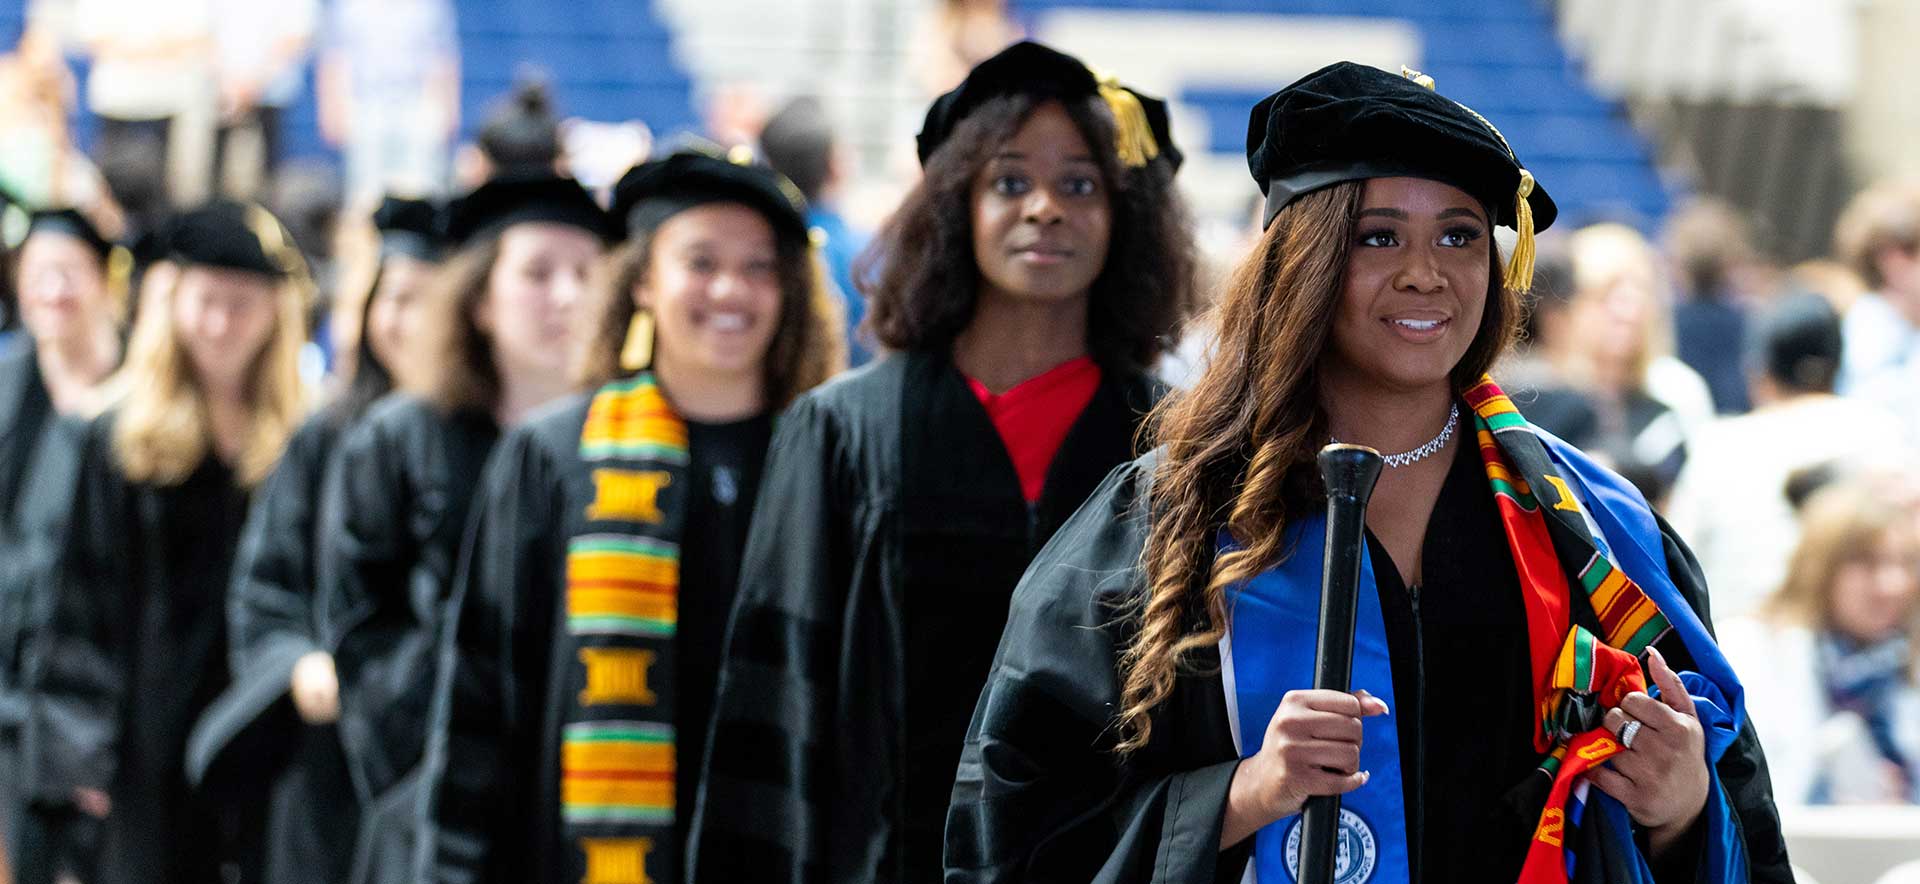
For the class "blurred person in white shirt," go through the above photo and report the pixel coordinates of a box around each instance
[1720,478,1920,806]
[1668,293,1913,620]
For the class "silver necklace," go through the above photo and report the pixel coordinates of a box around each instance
[1333,402,1459,469]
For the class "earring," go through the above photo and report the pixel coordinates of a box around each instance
[620,309,655,372]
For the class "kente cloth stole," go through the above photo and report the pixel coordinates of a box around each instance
[562,373,687,884]
[1465,376,1671,884]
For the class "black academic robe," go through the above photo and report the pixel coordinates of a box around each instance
[316,395,498,884]
[186,413,359,884]
[23,410,264,884]
[0,342,59,836]
[690,351,1160,884]
[417,394,773,884]
[943,452,1796,884]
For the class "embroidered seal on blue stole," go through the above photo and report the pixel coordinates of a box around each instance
[1283,808,1379,884]
[1223,517,1407,884]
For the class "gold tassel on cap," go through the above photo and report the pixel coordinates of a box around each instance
[1506,169,1537,292]
[105,245,134,322]
[620,309,655,372]
[1093,74,1159,168]
[1400,65,1437,90]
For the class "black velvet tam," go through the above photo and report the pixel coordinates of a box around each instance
[165,200,302,278]
[26,208,114,260]
[915,40,1182,172]
[371,196,447,261]
[1247,61,1557,232]
[442,173,614,248]
[609,150,810,247]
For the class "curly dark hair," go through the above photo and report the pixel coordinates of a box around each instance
[858,92,1197,373]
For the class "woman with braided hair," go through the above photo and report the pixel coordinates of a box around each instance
[946,63,1793,883]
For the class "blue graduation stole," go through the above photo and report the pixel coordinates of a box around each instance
[1225,517,1408,884]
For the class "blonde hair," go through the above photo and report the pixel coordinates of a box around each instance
[1766,479,1920,654]
[1833,180,1920,290]
[1563,222,1672,391]
[106,266,310,488]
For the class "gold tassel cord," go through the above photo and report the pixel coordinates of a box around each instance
[1400,65,1437,91]
[1093,75,1159,168]
[106,245,134,322]
[620,309,655,372]
[1505,169,1537,292]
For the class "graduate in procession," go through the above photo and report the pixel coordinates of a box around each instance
[692,41,1196,884]
[23,200,312,884]
[0,207,129,883]
[184,196,446,884]
[313,174,612,880]
[944,63,1794,883]
[416,148,843,884]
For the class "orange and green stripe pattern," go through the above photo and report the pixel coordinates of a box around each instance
[561,722,676,825]
[564,373,687,884]
[580,374,690,465]
[567,536,678,637]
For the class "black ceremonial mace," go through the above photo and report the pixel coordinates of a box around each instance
[1300,443,1384,884]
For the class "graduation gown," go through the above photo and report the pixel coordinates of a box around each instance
[690,350,1160,884]
[943,448,1795,883]
[186,413,359,884]
[23,410,262,884]
[313,394,498,884]
[417,393,773,884]
[0,342,60,836]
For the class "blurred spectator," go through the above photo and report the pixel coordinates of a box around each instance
[1506,244,1605,445]
[1666,198,1764,415]
[1668,294,1912,620]
[1720,478,1920,806]
[318,0,460,205]
[1833,181,1920,396]
[209,0,319,200]
[1793,258,1871,318]
[452,78,564,191]
[0,7,115,215]
[909,0,1022,95]
[759,96,873,364]
[1548,223,1712,502]
[73,0,215,209]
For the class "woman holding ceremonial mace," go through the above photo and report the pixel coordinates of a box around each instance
[945,62,1793,884]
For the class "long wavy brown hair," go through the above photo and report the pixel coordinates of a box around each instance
[407,237,505,414]
[859,92,1196,373]
[1115,180,1521,752]
[573,216,845,410]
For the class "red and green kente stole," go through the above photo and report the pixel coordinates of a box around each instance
[1464,376,1670,884]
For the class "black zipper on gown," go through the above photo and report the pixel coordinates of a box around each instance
[1407,581,1425,883]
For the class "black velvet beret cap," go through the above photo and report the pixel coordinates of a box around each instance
[609,149,810,247]
[372,195,446,261]
[916,40,1182,173]
[26,208,114,260]
[1247,62,1557,288]
[165,200,304,279]
[443,173,615,248]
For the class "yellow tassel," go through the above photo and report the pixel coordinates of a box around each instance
[105,245,134,322]
[1400,65,1437,91]
[620,309,655,372]
[1505,169,1537,292]
[1093,74,1159,168]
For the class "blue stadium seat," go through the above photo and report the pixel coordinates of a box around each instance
[1026,0,1675,225]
